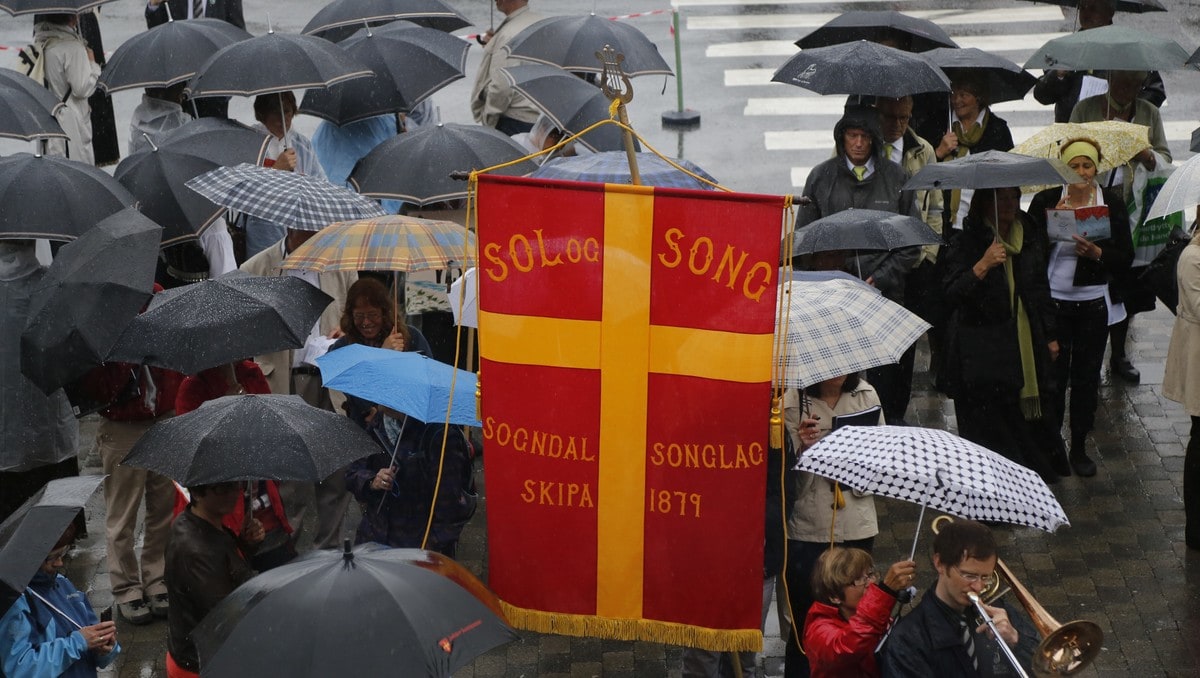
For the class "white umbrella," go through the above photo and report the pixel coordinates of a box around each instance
[774,278,929,388]
[1146,153,1200,223]
[448,267,477,328]
[798,425,1069,559]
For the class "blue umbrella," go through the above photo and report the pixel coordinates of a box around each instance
[316,344,478,426]
[530,151,717,190]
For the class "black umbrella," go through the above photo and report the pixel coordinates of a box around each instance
[0,153,135,242]
[793,209,942,255]
[506,14,673,77]
[923,48,1037,105]
[20,208,161,394]
[106,271,334,375]
[121,394,376,484]
[0,0,116,15]
[301,0,470,43]
[772,40,950,98]
[114,118,270,247]
[1015,0,1165,12]
[97,18,251,93]
[1190,125,1199,153]
[501,64,630,153]
[903,150,1082,190]
[187,29,374,99]
[0,69,66,141]
[300,21,469,126]
[194,544,518,677]
[0,476,103,615]
[350,123,538,206]
[796,10,958,53]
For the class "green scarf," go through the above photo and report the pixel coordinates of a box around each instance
[991,217,1042,420]
[947,111,990,221]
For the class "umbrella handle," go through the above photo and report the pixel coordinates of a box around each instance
[375,415,409,515]
[908,469,944,561]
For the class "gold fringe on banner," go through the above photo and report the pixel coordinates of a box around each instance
[498,601,763,652]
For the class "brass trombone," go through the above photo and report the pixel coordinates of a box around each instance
[930,515,1103,677]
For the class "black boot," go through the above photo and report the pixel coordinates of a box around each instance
[1049,438,1072,478]
[1070,433,1097,477]
[1109,320,1140,384]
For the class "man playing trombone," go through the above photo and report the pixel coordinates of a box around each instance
[881,519,1034,677]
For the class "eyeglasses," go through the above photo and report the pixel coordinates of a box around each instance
[352,311,383,323]
[953,566,996,588]
[852,571,879,588]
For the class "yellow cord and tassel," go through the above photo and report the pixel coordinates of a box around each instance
[475,370,482,422]
[768,397,783,450]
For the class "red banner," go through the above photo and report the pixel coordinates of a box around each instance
[476,174,785,650]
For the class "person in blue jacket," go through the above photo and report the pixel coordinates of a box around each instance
[0,522,120,677]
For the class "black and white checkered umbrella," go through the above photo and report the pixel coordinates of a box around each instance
[186,163,385,232]
[798,425,1069,533]
[775,278,929,388]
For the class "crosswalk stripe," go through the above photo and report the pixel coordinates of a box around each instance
[746,93,1049,117]
[707,33,1067,59]
[687,7,1065,31]
[766,121,1197,151]
[674,0,912,6]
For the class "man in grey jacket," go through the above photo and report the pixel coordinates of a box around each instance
[795,105,919,424]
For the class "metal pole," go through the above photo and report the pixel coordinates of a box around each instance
[662,9,700,128]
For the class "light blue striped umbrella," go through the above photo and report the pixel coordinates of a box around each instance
[530,151,718,190]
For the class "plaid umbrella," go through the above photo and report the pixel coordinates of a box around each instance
[280,215,475,273]
[1012,120,1150,190]
[798,425,1069,532]
[775,278,928,387]
[186,163,385,233]
[531,151,717,190]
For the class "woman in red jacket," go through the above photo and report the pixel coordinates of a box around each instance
[803,548,916,677]
[174,360,295,571]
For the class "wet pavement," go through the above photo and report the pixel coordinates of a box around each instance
[64,301,1200,677]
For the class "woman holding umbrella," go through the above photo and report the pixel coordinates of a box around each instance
[335,279,477,556]
[941,187,1061,483]
[803,547,915,678]
[919,74,1014,230]
[330,277,432,431]
[1028,139,1133,477]
[0,522,119,678]
[782,372,884,678]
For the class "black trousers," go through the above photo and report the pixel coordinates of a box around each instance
[1049,298,1109,440]
[1188,417,1200,549]
[954,394,1057,479]
[783,536,875,678]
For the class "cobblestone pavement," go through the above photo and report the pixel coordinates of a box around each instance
[58,303,1198,677]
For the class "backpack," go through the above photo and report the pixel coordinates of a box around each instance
[396,423,478,539]
[18,40,71,104]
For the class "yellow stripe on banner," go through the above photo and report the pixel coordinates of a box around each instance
[596,187,655,619]
[478,310,601,370]
[649,327,775,383]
